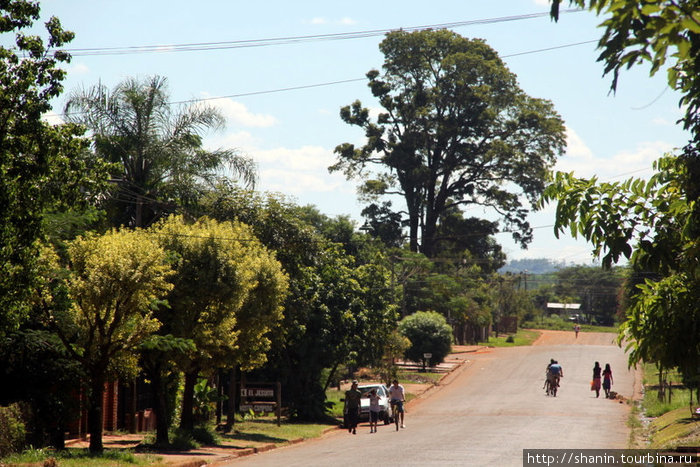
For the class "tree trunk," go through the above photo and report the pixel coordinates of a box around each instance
[87,377,104,454]
[148,362,170,446]
[225,367,236,432]
[408,214,419,252]
[180,369,199,431]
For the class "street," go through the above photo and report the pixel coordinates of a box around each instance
[222,331,638,466]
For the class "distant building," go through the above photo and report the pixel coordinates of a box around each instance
[546,302,581,321]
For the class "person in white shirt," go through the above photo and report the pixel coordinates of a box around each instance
[368,388,381,433]
[388,379,406,429]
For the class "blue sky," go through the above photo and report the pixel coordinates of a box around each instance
[28,0,690,264]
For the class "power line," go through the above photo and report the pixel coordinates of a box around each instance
[47,38,598,120]
[60,10,583,57]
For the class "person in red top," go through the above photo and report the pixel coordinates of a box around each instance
[591,361,602,398]
[602,363,613,398]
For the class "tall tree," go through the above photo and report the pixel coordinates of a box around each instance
[0,2,104,334]
[332,29,566,257]
[199,185,397,420]
[64,76,257,228]
[151,215,287,431]
[44,230,173,453]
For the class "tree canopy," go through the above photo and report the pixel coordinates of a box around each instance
[51,229,173,453]
[332,29,566,257]
[0,1,109,334]
[150,215,288,430]
[64,76,257,228]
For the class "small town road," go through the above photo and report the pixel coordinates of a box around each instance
[221,330,639,467]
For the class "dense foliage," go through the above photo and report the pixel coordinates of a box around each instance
[332,29,566,257]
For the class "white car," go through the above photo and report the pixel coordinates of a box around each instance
[358,384,392,424]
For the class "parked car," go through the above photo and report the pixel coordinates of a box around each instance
[358,384,391,425]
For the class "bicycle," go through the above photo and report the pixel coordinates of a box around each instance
[390,400,403,431]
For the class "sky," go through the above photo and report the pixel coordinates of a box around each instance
[18,0,691,264]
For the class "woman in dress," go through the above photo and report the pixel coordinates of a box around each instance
[591,361,602,398]
[602,363,613,398]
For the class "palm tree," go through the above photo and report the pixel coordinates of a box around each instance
[65,75,257,228]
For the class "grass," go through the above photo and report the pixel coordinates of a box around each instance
[485,329,540,347]
[220,417,332,448]
[637,362,700,449]
[648,407,700,449]
[521,316,618,333]
[1,448,162,466]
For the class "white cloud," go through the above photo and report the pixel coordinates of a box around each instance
[68,62,90,75]
[338,17,357,25]
[206,130,258,150]
[207,98,276,128]
[253,145,335,171]
[310,17,327,24]
[532,0,550,5]
[554,126,673,180]
[259,167,344,194]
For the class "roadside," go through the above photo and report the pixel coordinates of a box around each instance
[50,344,488,467]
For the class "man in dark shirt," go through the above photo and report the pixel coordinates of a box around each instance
[344,380,362,434]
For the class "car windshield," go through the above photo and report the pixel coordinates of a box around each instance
[359,386,384,397]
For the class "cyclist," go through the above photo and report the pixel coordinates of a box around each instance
[388,379,406,429]
[547,360,563,395]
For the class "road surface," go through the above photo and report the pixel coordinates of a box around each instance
[222,331,639,467]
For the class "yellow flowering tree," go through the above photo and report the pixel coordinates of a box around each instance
[152,216,287,431]
[50,229,173,453]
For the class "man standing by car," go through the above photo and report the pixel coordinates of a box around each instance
[344,380,361,434]
[389,379,406,429]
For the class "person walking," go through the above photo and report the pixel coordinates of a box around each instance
[602,363,614,398]
[591,361,602,398]
[368,388,381,433]
[344,380,361,434]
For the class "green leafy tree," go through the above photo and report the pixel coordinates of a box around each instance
[398,311,452,366]
[0,2,112,334]
[554,265,623,325]
[541,157,699,400]
[549,0,700,404]
[64,76,257,228]
[380,330,411,384]
[332,29,566,257]
[199,185,397,420]
[151,215,287,430]
[47,230,173,453]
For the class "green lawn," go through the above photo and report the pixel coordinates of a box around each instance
[485,329,540,347]
[1,448,162,467]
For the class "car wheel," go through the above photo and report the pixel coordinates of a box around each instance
[382,411,390,425]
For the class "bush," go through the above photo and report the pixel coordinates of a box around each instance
[0,404,26,457]
[398,311,452,366]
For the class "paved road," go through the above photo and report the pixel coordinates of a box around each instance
[223,332,638,467]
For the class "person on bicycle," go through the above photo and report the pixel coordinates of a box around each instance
[547,360,563,391]
[389,379,406,429]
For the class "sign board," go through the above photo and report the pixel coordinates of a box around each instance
[241,388,275,398]
[239,382,282,426]
[239,404,276,412]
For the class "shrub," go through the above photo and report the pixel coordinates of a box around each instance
[0,404,26,457]
[398,311,452,366]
